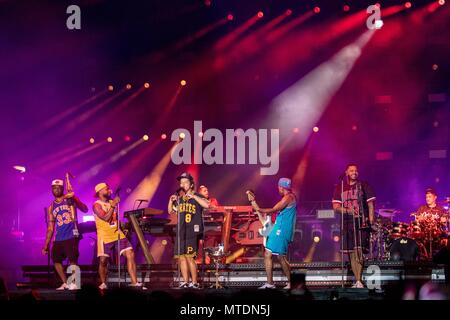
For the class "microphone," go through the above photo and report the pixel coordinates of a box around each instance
[113,186,122,198]
[172,193,179,207]
[134,199,149,210]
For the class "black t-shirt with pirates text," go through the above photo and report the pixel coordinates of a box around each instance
[177,192,205,235]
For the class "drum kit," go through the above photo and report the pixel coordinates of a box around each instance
[369,200,450,261]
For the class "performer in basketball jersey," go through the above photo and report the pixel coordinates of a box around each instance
[168,172,210,289]
[92,183,145,290]
[332,164,375,288]
[42,179,88,290]
[248,178,297,290]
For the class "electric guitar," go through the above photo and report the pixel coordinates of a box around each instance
[246,190,273,246]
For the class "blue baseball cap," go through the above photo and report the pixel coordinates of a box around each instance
[278,177,292,189]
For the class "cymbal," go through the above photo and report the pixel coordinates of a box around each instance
[378,209,400,218]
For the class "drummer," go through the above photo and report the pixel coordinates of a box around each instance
[415,188,447,222]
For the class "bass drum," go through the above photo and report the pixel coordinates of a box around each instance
[389,237,427,262]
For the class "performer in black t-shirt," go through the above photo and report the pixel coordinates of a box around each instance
[332,164,375,288]
[168,172,210,289]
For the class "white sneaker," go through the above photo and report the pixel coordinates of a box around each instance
[56,283,68,290]
[351,281,365,289]
[129,282,148,290]
[68,283,79,290]
[189,282,201,289]
[258,283,276,290]
[283,283,291,290]
[178,281,189,289]
[98,283,108,290]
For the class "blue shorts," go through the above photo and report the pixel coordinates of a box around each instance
[265,228,290,256]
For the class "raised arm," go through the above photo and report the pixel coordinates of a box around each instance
[168,195,177,214]
[93,199,118,222]
[188,192,210,209]
[251,194,292,214]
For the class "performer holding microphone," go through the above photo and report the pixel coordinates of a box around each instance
[168,172,209,289]
[92,182,145,290]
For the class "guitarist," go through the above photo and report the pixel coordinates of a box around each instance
[248,178,297,290]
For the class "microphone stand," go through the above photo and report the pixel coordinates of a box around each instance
[356,181,365,267]
[340,177,345,288]
[115,190,122,288]
[176,194,181,286]
[44,207,51,286]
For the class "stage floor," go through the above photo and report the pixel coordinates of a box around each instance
[8,287,380,301]
[17,261,447,290]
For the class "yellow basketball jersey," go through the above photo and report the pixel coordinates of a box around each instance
[94,199,125,244]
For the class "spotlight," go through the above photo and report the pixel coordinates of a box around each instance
[107,137,113,143]
[285,9,292,16]
[227,14,234,21]
[331,225,340,243]
[124,135,131,142]
[439,0,445,5]
[198,132,204,138]
[313,126,319,133]
[405,2,412,9]
[180,80,187,86]
[126,84,132,90]
[89,137,95,144]
[312,227,322,243]
[432,64,439,71]
[375,20,384,29]
[257,11,264,18]
[143,134,149,141]
[204,0,211,6]
[162,239,168,246]
[108,85,114,91]
[161,133,167,140]
[179,132,186,139]
[13,166,26,173]
[314,7,321,14]
[144,82,150,88]
[343,5,350,12]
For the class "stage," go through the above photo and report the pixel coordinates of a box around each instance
[16,261,446,292]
